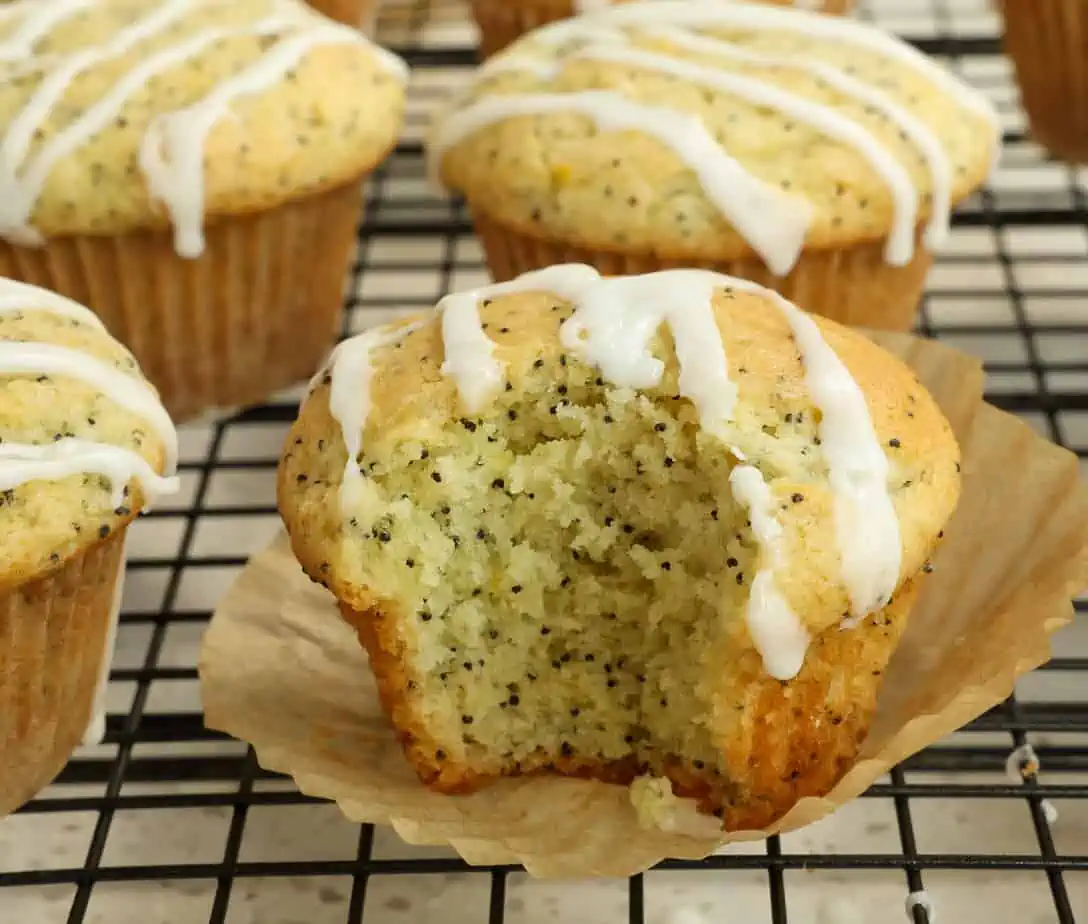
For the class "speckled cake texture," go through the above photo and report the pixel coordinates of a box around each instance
[0,0,407,421]
[277,265,961,831]
[0,277,177,817]
[470,0,856,59]
[998,0,1088,164]
[432,0,999,331]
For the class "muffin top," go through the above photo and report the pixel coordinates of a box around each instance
[279,264,960,681]
[0,277,178,589]
[0,0,408,257]
[431,0,999,273]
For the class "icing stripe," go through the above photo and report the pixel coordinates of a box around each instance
[0,14,301,245]
[438,264,601,412]
[574,44,920,265]
[770,296,902,617]
[0,277,106,328]
[140,21,403,259]
[0,341,178,471]
[0,439,179,506]
[430,91,811,276]
[650,26,954,250]
[1,0,198,195]
[729,463,810,680]
[0,0,92,60]
[568,0,998,129]
[323,321,426,515]
[558,269,738,435]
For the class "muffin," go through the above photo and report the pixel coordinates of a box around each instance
[0,276,178,816]
[472,0,857,59]
[277,264,960,830]
[306,0,378,31]
[431,0,1000,331]
[997,0,1088,164]
[0,0,408,422]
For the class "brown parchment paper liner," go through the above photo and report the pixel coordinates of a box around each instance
[473,213,932,332]
[201,334,1088,878]
[0,181,362,424]
[470,0,856,59]
[0,528,128,817]
[997,0,1088,165]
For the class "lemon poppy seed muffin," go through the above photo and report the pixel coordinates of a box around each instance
[277,264,960,829]
[998,0,1088,164]
[0,0,407,421]
[0,276,178,816]
[472,0,856,59]
[431,0,1000,332]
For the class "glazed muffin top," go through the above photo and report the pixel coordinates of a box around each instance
[279,263,960,682]
[0,0,408,257]
[0,277,178,589]
[431,0,999,273]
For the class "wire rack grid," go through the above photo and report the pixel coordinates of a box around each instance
[1,0,1087,922]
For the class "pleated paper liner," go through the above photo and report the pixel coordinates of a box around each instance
[0,181,362,424]
[998,0,1088,165]
[200,334,1088,879]
[0,528,128,817]
[470,0,857,59]
[473,214,933,333]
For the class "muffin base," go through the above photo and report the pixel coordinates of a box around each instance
[335,570,916,832]
[471,0,856,58]
[0,530,127,816]
[473,213,932,331]
[306,0,378,31]
[999,0,1088,164]
[0,183,363,423]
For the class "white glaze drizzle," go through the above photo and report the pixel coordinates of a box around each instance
[772,296,901,618]
[0,439,178,506]
[82,533,128,748]
[430,92,811,276]
[1,0,200,208]
[729,463,811,679]
[0,1,408,256]
[0,0,91,61]
[574,43,919,265]
[647,26,954,250]
[0,341,178,472]
[575,0,999,130]
[558,270,738,435]
[141,19,408,258]
[323,321,426,515]
[437,264,600,413]
[0,277,106,328]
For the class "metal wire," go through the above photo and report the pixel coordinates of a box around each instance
[1,1,1086,922]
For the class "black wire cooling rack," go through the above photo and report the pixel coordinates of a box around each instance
[1,0,1087,922]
